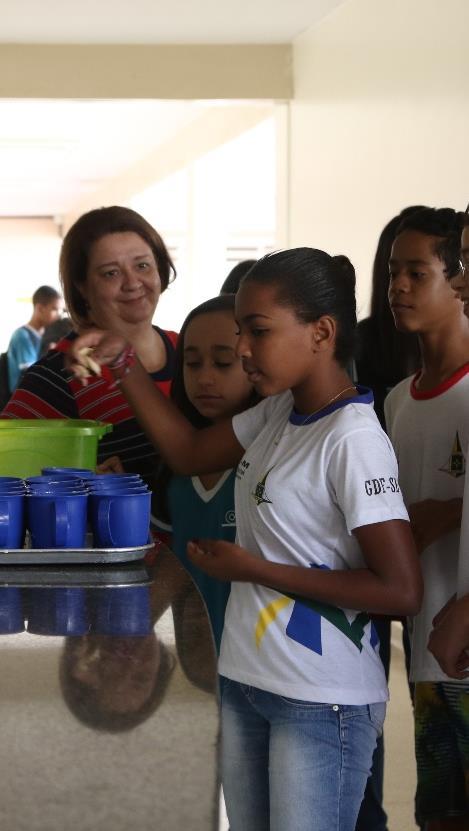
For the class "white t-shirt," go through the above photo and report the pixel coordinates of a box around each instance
[385,366,469,683]
[218,387,409,704]
[458,474,469,596]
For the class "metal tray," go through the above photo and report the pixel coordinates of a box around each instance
[0,562,152,588]
[0,542,154,565]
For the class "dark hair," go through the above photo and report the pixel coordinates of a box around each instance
[242,247,357,367]
[153,294,258,523]
[32,285,61,306]
[59,206,176,329]
[370,206,426,322]
[360,206,426,389]
[220,260,257,295]
[40,316,73,357]
[396,206,466,279]
[171,294,248,429]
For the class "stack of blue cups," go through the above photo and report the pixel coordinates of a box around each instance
[0,476,28,549]
[0,469,152,551]
[0,480,26,631]
[26,471,90,549]
[87,473,151,548]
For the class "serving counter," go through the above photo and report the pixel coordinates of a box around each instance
[0,546,220,831]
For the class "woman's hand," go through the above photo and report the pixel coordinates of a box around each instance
[66,329,129,382]
[187,539,260,583]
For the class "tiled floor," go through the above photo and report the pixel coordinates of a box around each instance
[219,624,418,830]
[384,626,419,830]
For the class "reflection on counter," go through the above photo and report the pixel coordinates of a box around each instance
[0,546,220,831]
[60,631,175,733]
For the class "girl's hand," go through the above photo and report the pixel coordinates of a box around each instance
[428,594,469,679]
[96,455,125,474]
[66,329,129,382]
[187,539,259,582]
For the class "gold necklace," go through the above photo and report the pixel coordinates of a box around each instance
[274,384,357,445]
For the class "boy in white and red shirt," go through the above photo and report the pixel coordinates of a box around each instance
[385,207,469,830]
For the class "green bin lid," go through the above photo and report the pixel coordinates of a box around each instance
[0,419,112,437]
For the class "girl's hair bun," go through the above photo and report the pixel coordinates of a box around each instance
[332,254,356,287]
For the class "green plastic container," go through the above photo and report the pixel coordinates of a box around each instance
[0,420,112,478]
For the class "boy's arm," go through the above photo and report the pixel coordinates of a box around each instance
[408,498,462,554]
[428,593,469,678]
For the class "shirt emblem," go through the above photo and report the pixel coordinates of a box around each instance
[439,432,466,478]
[251,467,273,506]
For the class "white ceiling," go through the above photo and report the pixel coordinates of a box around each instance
[0,0,345,44]
[0,0,346,217]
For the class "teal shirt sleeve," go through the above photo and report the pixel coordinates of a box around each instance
[7,327,40,391]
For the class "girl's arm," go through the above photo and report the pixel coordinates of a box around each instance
[68,331,244,475]
[188,518,422,617]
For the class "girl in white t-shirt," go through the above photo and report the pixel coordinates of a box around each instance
[69,247,422,831]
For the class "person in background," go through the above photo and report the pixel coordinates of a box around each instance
[385,207,469,831]
[153,294,256,652]
[428,211,469,682]
[6,285,62,392]
[354,205,426,831]
[219,259,257,294]
[1,206,178,489]
[69,246,421,831]
[355,206,425,427]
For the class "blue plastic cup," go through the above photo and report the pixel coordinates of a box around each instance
[0,587,25,633]
[27,492,88,548]
[90,491,151,548]
[28,484,88,496]
[0,476,26,486]
[0,483,27,494]
[92,474,142,485]
[88,483,148,494]
[42,467,95,477]
[27,475,85,486]
[91,586,152,635]
[0,477,27,496]
[27,588,88,635]
[0,492,25,548]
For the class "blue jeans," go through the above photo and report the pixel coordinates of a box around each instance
[220,677,386,831]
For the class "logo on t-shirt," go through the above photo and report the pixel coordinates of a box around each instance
[254,564,377,655]
[439,432,466,478]
[222,509,236,528]
[251,467,273,506]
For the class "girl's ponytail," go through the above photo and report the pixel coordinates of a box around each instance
[331,255,356,289]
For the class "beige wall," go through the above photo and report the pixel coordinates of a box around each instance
[289,0,469,317]
[0,44,291,99]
